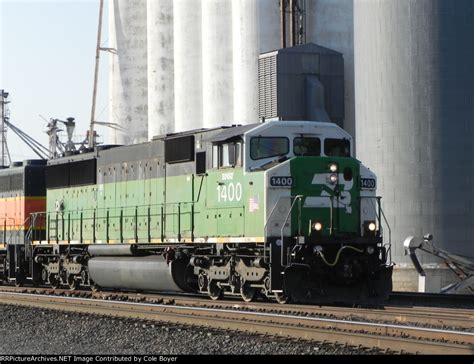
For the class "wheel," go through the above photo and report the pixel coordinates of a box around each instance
[80,270,89,286]
[68,275,78,290]
[207,280,223,300]
[198,273,208,292]
[41,268,48,284]
[240,282,256,302]
[274,292,289,304]
[49,274,60,289]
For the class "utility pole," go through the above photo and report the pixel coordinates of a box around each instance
[0,90,10,168]
[89,0,104,149]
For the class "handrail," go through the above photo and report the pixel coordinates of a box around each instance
[263,195,301,263]
[359,195,392,264]
[280,195,304,267]
[31,200,196,244]
[378,203,392,264]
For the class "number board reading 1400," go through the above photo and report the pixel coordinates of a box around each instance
[270,176,294,187]
[360,178,376,190]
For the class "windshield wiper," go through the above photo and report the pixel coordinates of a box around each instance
[250,155,289,171]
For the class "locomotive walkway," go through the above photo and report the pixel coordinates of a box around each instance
[0,288,472,354]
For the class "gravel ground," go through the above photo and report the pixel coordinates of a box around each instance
[0,303,389,355]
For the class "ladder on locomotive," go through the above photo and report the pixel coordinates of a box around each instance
[48,215,58,242]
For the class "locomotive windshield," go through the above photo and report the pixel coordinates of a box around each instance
[324,138,351,157]
[250,137,289,160]
[293,137,321,156]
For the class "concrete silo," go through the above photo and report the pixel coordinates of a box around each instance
[232,0,259,124]
[306,0,355,138]
[354,0,474,291]
[202,0,234,129]
[109,0,148,145]
[258,0,281,53]
[174,0,203,133]
[147,0,174,140]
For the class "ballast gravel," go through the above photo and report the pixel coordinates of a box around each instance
[0,304,388,355]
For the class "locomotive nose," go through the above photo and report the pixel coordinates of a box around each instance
[289,157,359,237]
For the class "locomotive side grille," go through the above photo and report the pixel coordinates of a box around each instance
[46,159,97,189]
[0,175,11,192]
[69,159,97,187]
[165,135,195,164]
[0,172,23,193]
[46,163,69,189]
[10,174,23,191]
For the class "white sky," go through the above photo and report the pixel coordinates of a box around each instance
[0,0,109,161]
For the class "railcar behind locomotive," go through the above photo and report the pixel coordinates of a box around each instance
[0,160,47,284]
[0,120,393,303]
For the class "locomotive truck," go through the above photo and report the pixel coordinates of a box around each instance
[0,120,393,303]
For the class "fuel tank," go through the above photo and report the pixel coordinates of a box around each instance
[88,256,192,293]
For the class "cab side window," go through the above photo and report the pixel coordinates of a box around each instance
[212,142,243,169]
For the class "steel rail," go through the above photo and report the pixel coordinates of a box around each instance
[0,286,472,330]
[0,291,472,354]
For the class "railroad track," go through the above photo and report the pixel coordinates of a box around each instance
[0,289,472,354]
[1,286,472,331]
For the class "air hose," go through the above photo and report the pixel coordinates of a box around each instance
[318,245,364,267]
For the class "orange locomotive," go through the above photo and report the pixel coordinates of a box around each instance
[0,160,46,284]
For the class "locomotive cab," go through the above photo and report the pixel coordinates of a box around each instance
[189,120,392,303]
[241,121,393,303]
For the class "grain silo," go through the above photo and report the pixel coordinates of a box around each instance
[232,0,259,124]
[306,0,355,139]
[201,0,234,129]
[147,0,174,139]
[109,0,148,145]
[354,0,474,291]
[173,0,203,133]
[258,0,281,53]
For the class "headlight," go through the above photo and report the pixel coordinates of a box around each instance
[367,246,375,254]
[363,221,377,237]
[312,222,323,231]
[329,163,338,172]
[329,174,338,184]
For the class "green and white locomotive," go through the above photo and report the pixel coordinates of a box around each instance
[15,120,392,303]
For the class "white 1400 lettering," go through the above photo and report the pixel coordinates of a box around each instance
[217,183,242,202]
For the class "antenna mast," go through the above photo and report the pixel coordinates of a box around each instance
[89,0,104,149]
[0,90,11,167]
